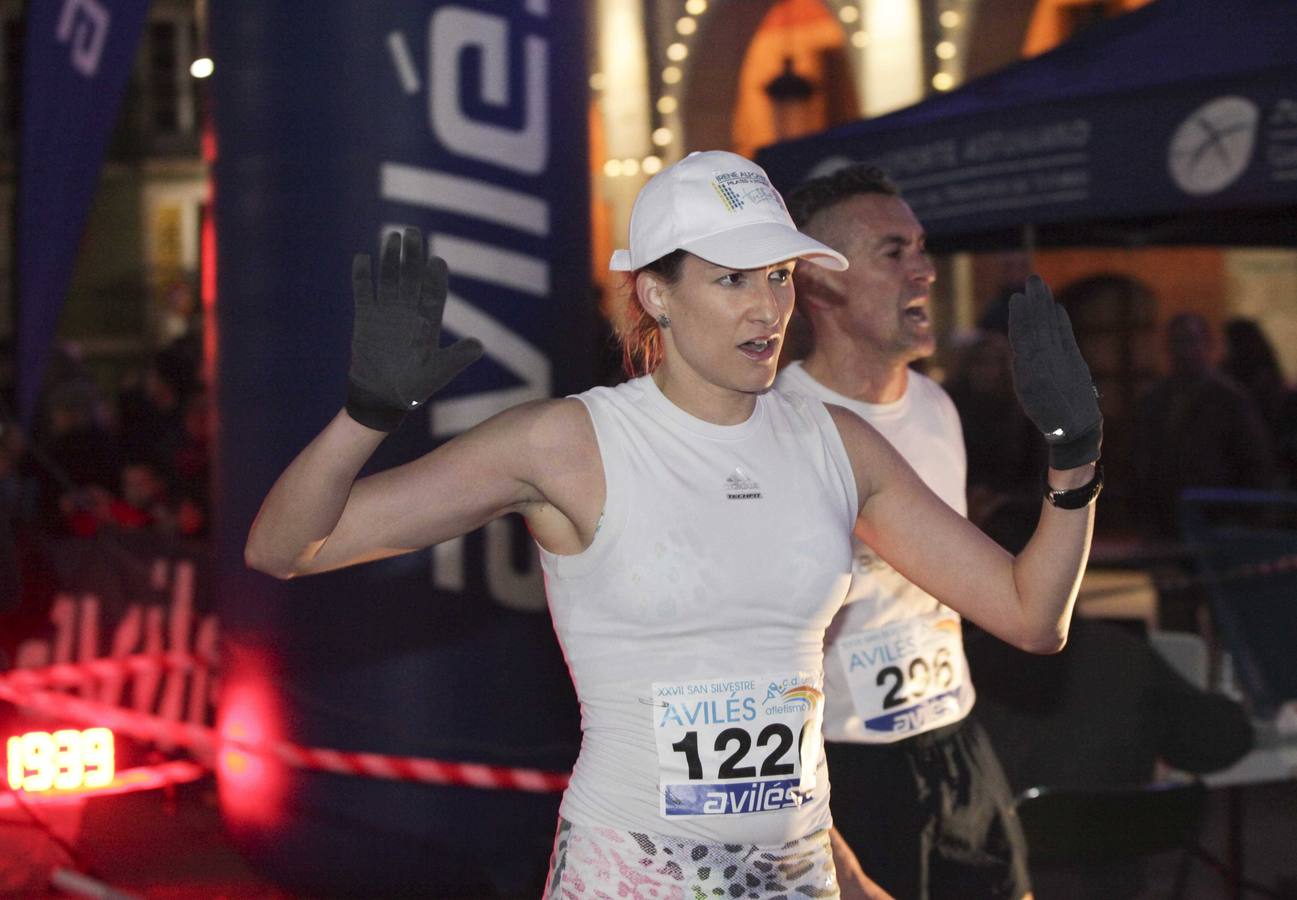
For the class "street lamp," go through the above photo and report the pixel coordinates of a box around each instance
[764,56,816,139]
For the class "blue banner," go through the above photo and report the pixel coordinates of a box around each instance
[210,3,589,895]
[17,0,152,424]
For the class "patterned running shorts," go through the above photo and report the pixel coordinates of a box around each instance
[543,817,841,899]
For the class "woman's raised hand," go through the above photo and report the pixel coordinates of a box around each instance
[345,227,484,432]
[1008,274,1102,470]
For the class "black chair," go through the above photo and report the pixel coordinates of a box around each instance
[1178,488,1297,717]
[1177,489,1297,900]
[1016,780,1208,899]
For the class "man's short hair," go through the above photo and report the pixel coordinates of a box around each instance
[785,164,900,229]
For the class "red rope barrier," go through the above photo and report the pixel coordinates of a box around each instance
[0,655,570,793]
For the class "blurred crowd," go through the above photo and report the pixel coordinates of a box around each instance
[941,309,1297,552]
[0,334,210,556]
[4,305,1296,568]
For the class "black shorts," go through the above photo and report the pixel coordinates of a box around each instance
[826,716,1030,900]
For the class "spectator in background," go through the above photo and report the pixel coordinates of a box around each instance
[118,343,198,484]
[1222,317,1297,487]
[965,616,1254,899]
[0,403,34,526]
[49,454,203,541]
[1133,313,1277,540]
[945,330,1044,553]
[110,459,173,532]
[0,499,16,618]
[0,416,23,615]
[171,388,211,537]
[34,375,123,535]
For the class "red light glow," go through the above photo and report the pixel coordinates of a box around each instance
[216,650,289,829]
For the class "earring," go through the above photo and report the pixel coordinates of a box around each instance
[656,314,671,328]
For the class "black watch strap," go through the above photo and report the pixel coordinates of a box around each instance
[1044,462,1104,509]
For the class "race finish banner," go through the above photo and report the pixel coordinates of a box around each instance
[16,0,152,424]
[759,68,1297,250]
[0,531,215,895]
[210,4,588,895]
[0,532,219,742]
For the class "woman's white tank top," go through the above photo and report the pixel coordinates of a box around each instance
[539,375,857,845]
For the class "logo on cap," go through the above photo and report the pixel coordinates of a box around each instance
[713,180,745,211]
[711,170,783,213]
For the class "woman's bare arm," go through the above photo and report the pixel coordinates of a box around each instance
[829,276,1101,653]
[245,397,599,579]
[834,406,1092,652]
[244,226,602,579]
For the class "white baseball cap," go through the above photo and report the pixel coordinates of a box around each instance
[609,150,848,272]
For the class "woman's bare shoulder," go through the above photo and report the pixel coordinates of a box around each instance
[819,401,906,508]
[821,401,886,451]
[467,396,601,481]
[507,396,597,447]
[488,396,604,548]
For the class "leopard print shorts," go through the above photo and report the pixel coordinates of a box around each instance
[543,818,840,899]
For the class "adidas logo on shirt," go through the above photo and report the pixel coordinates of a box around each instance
[725,467,762,500]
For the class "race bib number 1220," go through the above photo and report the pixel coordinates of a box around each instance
[651,672,823,818]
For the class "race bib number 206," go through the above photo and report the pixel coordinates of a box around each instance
[835,614,967,737]
[651,673,823,818]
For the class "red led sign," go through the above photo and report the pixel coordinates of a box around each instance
[6,727,115,793]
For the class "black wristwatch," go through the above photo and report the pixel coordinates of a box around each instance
[1044,462,1104,509]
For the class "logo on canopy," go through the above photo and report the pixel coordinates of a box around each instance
[1168,96,1259,196]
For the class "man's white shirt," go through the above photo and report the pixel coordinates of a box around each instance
[776,361,976,743]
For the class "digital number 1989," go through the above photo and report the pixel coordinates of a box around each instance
[6,728,115,792]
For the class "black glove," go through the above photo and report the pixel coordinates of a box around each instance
[1008,275,1102,469]
[345,227,483,432]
